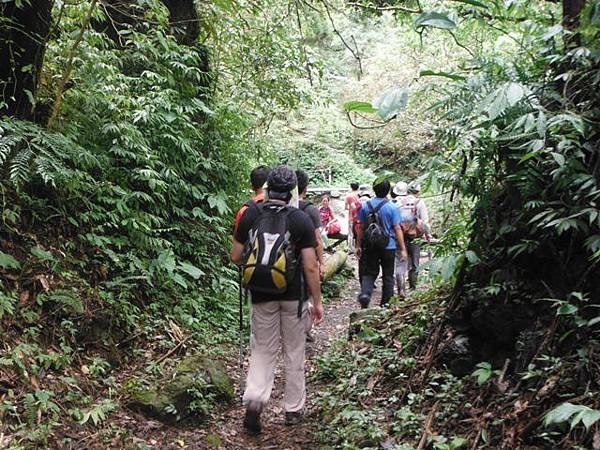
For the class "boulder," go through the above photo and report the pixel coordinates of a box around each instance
[439,334,474,377]
[127,355,234,423]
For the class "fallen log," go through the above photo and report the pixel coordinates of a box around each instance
[322,250,348,281]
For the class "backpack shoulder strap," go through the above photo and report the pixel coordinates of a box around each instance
[299,200,312,211]
[243,199,261,213]
[372,199,388,214]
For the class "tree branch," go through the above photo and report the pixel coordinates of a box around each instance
[320,0,363,80]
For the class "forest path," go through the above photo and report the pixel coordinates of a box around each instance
[121,257,366,449]
[201,259,364,450]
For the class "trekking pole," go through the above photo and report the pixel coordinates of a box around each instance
[238,269,245,405]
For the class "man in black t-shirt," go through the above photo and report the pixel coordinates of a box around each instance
[230,165,324,434]
[296,169,324,278]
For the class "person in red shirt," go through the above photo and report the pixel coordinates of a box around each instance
[233,165,271,232]
[345,182,361,253]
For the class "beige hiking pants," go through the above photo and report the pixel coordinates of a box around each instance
[243,300,309,413]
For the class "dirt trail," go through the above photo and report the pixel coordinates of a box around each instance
[203,263,364,450]
[116,259,366,450]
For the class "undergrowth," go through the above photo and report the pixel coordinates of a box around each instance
[313,285,600,450]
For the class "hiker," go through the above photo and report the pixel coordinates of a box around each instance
[406,182,431,289]
[345,182,361,253]
[392,181,410,297]
[358,184,372,204]
[233,165,271,232]
[297,170,324,343]
[319,196,339,235]
[296,170,325,280]
[355,178,407,308]
[230,165,324,434]
[391,181,408,205]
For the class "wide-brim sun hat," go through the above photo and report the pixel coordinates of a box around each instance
[393,181,408,197]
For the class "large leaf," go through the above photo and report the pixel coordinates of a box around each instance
[544,403,583,426]
[556,303,578,316]
[178,262,204,279]
[544,403,600,430]
[0,251,20,270]
[207,193,230,215]
[481,82,529,120]
[373,87,409,121]
[415,12,457,30]
[420,70,466,81]
[343,101,378,114]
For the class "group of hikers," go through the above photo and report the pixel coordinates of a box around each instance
[229,164,431,434]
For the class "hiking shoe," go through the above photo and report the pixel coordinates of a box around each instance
[358,293,370,309]
[285,410,304,426]
[243,401,262,434]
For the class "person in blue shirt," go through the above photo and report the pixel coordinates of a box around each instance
[355,179,408,308]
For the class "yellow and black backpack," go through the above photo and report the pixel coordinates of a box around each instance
[241,202,298,294]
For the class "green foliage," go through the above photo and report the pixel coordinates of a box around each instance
[432,436,468,450]
[344,87,410,122]
[77,399,116,426]
[0,0,320,442]
[314,289,449,448]
[0,251,21,269]
[470,362,498,385]
[544,402,600,431]
[419,0,600,330]
[419,70,466,81]
[0,291,16,319]
[343,101,378,114]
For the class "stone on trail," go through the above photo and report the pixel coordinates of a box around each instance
[127,355,234,423]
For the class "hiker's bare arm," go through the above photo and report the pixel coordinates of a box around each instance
[315,229,325,278]
[355,224,364,258]
[230,239,244,265]
[302,247,323,325]
[393,224,407,261]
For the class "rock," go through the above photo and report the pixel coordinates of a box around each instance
[127,355,233,423]
[439,334,474,377]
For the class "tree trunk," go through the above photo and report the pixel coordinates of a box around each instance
[161,0,200,45]
[0,0,54,120]
[562,0,586,47]
[562,0,586,30]
[322,251,348,281]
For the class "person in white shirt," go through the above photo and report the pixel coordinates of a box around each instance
[392,181,409,296]
[407,182,431,289]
